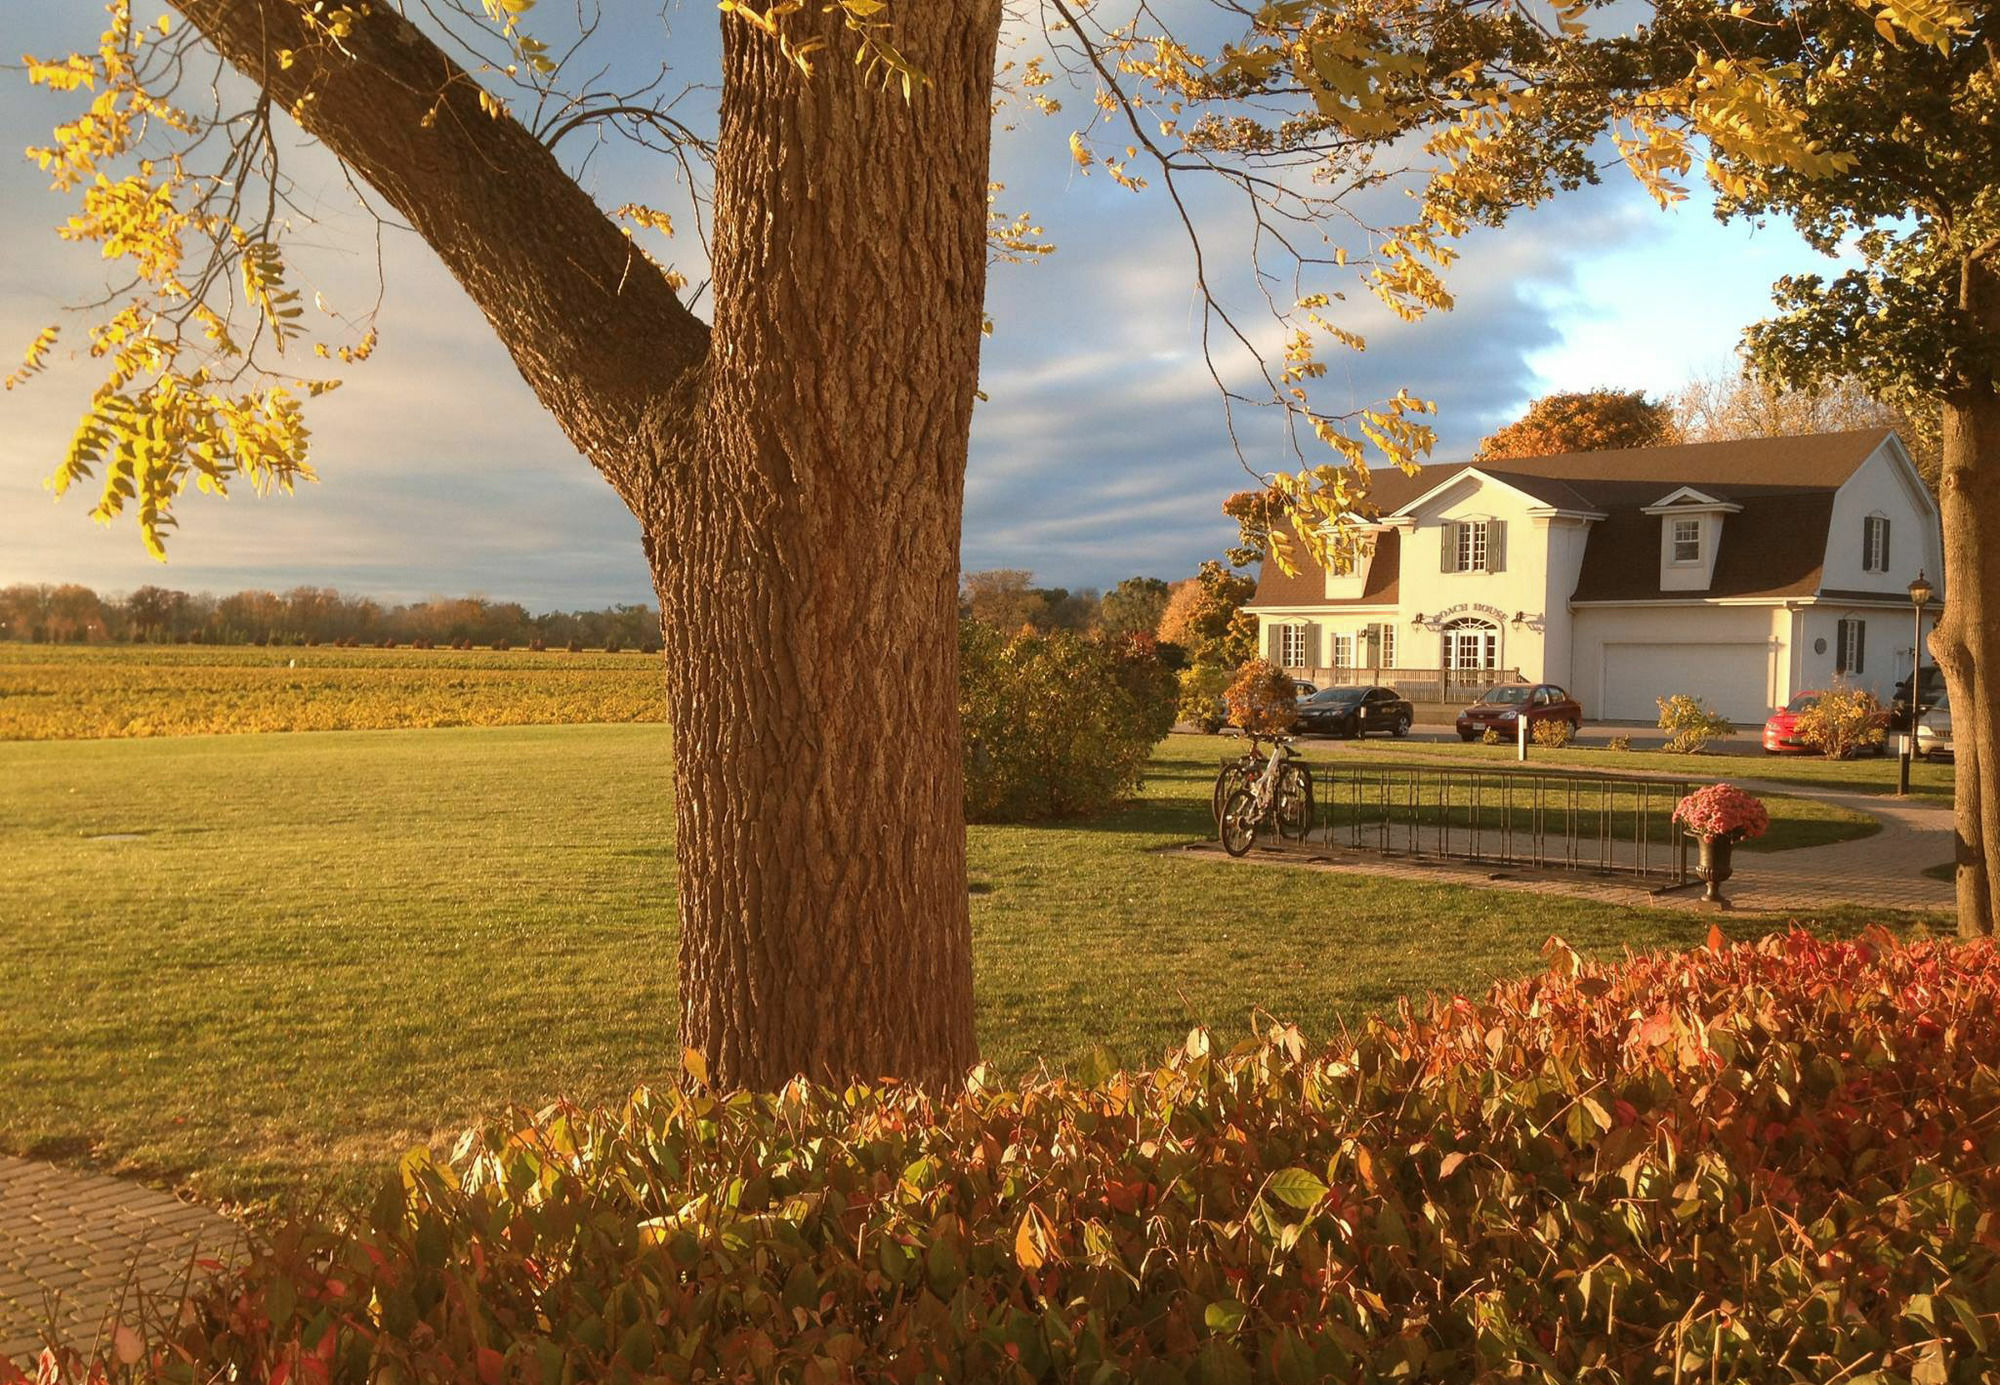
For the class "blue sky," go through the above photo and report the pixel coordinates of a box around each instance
[0,2,1835,607]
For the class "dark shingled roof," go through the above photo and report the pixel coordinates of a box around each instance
[1248,429,1895,609]
[1252,529,1403,609]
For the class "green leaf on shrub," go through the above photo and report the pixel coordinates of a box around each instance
[782,1261,819,1314]
[617,1322,655,1371]
[1197,1337,1253,1385]
[1264,1167,1328,1210]
[1205,1298,1248,1333]
[925,1232,964,1295]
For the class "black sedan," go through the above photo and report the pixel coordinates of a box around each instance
[1295,685,1413,739]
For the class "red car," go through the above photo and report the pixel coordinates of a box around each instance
[1762,691,1891,756]
[1456,683,1582,741]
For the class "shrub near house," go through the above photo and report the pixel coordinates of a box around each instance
[1223,658,1300,736]
[1793,683,1890,760]
[959,623,1176,822]
[33,930,2000,1385]
[1657,693,1734,754]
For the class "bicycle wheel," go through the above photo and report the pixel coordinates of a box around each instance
[1276,764,1314,840]
[1220,787,1259,856]
[1212,755,1256,826]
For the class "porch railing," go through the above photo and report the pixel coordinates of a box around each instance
[1315,761,1694,885]
[1288,666,1523,704]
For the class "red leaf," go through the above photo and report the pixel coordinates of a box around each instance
[477,1347,505,1385]
[1637,1011,1675,1048]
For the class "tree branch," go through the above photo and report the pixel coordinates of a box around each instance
[169,0,711,512]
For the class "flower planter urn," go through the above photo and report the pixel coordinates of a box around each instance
[1694,833,1736,905]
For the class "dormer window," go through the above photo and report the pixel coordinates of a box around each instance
[1671,517,1702,564]
[1863,514,1891,573]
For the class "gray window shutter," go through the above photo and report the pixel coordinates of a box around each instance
[1266,623,1284,664]
[1836,620,1851,674]
[1486,519,1506,573]
[1856,620,1866,674]
[1441,524,1459,573]
[1303,624,1321,669]
[1882,520,1891,571]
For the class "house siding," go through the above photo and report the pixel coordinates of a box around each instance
[1821,444,1942,596]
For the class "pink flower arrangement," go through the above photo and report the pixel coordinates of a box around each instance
[1673,782,1770,841]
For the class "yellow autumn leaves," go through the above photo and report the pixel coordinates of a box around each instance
[17,3,370,560]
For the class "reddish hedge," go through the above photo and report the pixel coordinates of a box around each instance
[17,929,2000,1383]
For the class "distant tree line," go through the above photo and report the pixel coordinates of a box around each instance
[0,583,663,651]
[957,571,1182,644]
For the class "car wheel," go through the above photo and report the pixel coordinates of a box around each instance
[1459,730,1476,743]
[1393,715,1410,738]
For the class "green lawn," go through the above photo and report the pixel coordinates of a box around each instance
[1317,731,1957,802]
[0,727,1919,1205]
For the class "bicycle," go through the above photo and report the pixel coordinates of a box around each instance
[1212,729,1312,828]
[1216,732,1314,856]
[1211,728,1266,827]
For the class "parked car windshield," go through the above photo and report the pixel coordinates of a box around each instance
[1309,687,1369,705]
[1784,693,1821,714]
[1478,686,1533,706]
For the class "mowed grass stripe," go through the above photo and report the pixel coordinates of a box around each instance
[1,727,1904,1204]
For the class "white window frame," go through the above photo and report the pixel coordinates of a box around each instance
[1278,623,1309,668]
[1862,514,1891,573]
[1330,632,1354,668]
[1379,624,1397,670]
[1671,517,1702,565]
[1454,521,1488,574]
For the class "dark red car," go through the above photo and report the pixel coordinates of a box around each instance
[1456,683,1582,742]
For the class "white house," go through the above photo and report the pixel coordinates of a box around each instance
[1245,429,1942,722]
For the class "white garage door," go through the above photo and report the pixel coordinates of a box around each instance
[1601,643,1773,724]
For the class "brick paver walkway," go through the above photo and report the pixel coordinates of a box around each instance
[0,1157,241,1366]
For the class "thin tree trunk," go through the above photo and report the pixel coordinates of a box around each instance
[652,4,999,1089]
[1935,253,2000,936]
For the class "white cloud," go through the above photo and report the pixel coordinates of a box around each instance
[0,2,1841,603]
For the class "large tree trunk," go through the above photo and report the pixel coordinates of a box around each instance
[651,5,998,1089]
[1935,252,2000,937]
[177,0,999,1088]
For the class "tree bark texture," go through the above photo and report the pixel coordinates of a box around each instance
[1934,251,2000,937]
[176,0,999,1086]
[654,6,995,1089]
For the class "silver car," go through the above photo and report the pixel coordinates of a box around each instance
[1917,696,1953,761]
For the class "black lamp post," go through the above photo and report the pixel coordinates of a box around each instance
[1900,570,1934,795]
